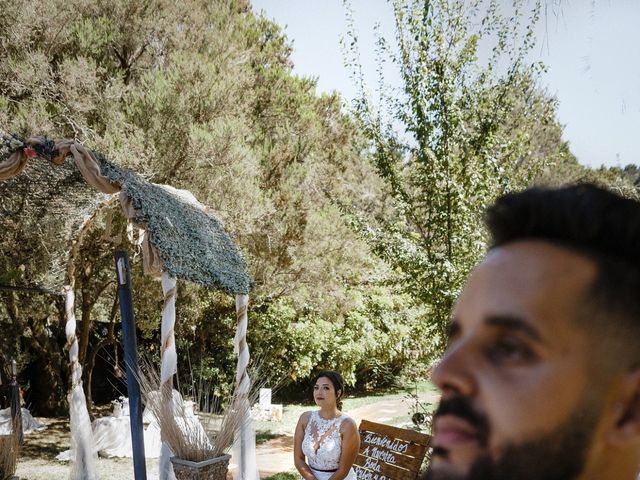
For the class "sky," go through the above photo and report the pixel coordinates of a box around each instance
[250,0,640,168]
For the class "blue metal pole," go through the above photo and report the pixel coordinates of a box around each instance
[115,250,147,480]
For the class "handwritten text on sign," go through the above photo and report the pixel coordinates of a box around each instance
[357,433,403,479]
[354,420,430,480]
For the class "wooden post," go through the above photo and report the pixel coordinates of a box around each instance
[9,359,23,445]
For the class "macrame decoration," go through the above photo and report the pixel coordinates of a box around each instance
[0,132,254,479]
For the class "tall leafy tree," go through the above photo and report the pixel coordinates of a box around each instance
[0,0,419,410]
[344,0,575,358]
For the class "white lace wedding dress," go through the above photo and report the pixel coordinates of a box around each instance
[301,411,357,480]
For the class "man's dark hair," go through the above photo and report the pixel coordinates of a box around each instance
[486,183,640,367]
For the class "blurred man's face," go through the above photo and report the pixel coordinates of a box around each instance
[426,241,603,480]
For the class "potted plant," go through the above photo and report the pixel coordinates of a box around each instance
[138,363,256,480]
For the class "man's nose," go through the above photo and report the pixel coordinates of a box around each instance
[431,339,477,398]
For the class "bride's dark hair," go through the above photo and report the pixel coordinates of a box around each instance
[313,370,345,410]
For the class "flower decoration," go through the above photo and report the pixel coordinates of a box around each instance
[23,147,37,158]
[0,131,59,162]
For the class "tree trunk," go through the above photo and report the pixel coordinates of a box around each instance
[79,280,114,405]
[84,295,118,410]
[24,302,68,416]
[25,351,67,416]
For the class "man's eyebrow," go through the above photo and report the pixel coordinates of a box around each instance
[485,315,544,343]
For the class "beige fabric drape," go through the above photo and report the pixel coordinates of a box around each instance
[0,137,163,275]
[71,144,120,194]
[119,191,163,276]
[0,138,119,191]
[0,151,29,180]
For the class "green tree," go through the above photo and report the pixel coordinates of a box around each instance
[344,0,574,359]
[0,0,415,410]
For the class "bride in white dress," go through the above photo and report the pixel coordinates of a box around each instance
[294,371,360,480]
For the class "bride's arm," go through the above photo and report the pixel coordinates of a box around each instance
[329,418,360,480]
[294,411,318,480]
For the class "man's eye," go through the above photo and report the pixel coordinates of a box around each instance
[487,337,533,363]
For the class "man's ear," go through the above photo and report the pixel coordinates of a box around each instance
[607,368,640,447]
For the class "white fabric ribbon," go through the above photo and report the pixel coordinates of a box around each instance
[232,294,259,480]
[159,273,178,480]
[65,287,99,480]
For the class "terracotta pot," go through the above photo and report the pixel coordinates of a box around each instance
[170,454,231,480]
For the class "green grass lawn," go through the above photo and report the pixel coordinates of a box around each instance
[263,472,298,480]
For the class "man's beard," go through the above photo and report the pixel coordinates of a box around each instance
[422,395,600,480]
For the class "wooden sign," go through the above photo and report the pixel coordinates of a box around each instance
[354,419,431,480]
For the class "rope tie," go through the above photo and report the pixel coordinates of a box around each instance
[64,285,98,479]
[163,286,177,306]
